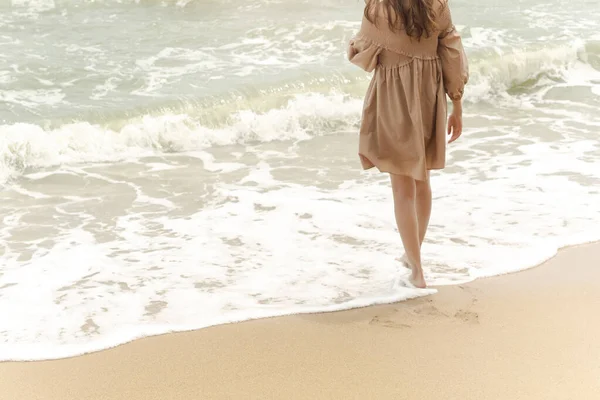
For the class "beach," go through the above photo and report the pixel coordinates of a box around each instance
[2,0,600,361]
[1,0,600,396]
[2,242,599,400]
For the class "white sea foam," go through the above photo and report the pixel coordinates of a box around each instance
[1,120,599,361]
[0,88,65,108]
[10,0,55,12]
[0,93,362,184]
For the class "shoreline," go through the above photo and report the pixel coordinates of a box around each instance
[1,242,599,399]
[2,239,598,363]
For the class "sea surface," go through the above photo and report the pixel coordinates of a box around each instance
[1,0,599,361]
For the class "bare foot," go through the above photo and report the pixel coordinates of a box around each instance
[400,254,427,288]
[409,270,427,289]
[398,253,411,270]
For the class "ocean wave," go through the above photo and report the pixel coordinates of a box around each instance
[1,40,598,184]
[466,39,598,99]
[0,93,362,184]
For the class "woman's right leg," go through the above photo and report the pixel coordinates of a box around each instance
[415,172,432,246]
[390,173,426,288]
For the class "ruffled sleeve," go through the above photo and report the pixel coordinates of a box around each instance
[437,1,469,100]
[347,36,382,73]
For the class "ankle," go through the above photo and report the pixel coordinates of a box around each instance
[406,255,422,269]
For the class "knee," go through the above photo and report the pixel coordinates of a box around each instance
[390,175,416,201]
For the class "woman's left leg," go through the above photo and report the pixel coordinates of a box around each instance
[390,173,427,288]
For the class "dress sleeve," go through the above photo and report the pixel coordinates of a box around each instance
[437,1,469,101]
[347,36,382,73]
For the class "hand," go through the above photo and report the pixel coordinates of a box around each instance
[447,110,462,144]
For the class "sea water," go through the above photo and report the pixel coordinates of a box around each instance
[1,0,599,360]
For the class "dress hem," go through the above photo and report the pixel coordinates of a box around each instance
[359,156,443,182]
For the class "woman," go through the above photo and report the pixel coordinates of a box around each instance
[348,0,468,288]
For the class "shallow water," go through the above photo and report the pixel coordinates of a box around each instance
[1,0,599,360]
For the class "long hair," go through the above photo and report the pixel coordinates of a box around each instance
[364,0,438,39]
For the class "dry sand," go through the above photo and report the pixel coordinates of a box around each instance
[1,243,599,400]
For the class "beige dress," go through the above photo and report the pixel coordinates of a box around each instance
[348,0,469,181]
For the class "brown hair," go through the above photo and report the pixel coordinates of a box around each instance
[364,0,439,39]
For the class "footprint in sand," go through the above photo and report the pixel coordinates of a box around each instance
[369,315,411,329]
[454,309,479,324]
[411,301,449,318]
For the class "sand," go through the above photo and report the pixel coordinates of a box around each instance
[1,243,599,400]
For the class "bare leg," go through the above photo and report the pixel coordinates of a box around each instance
[415,172,432,246]
[399,172,432,268]
[390,174,426,288]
